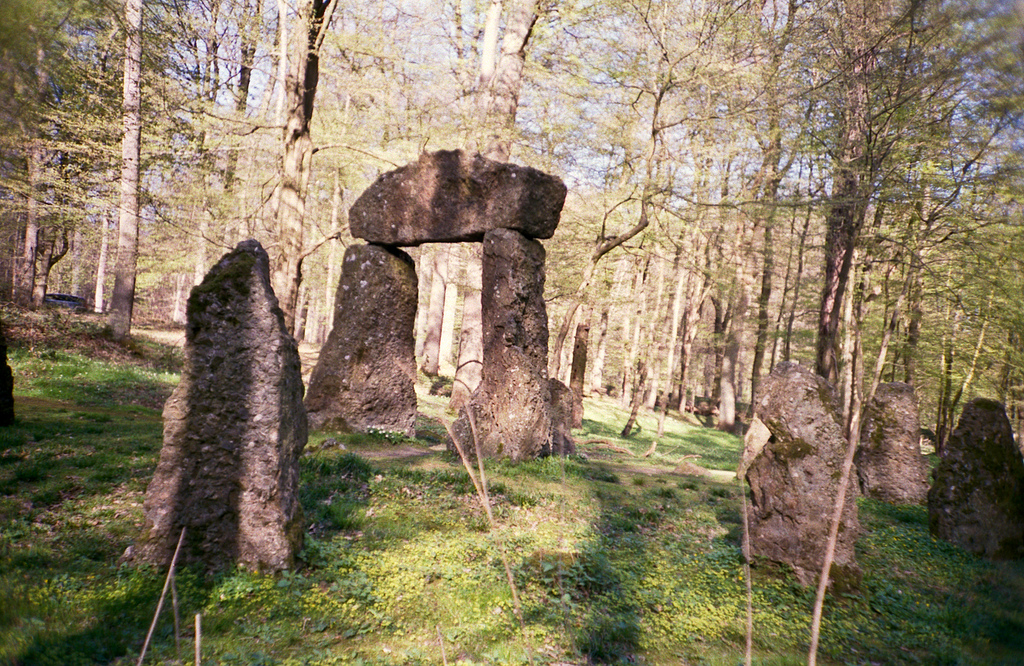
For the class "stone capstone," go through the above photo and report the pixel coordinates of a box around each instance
[137,240,307,572]
[744,362,861,588]
[349,149,567,246]
[928,398,1024,559]
[0,320,13,427]
[856,382,929,504]
[305,244,418,436]
[452,229,553,460]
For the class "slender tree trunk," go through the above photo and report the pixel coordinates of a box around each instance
[719,261,749,434]
[16,145,43,306]
[645,254,667,410]
[568,306,591,428]
[589,308,610,395]
[71,227,84,296]
[439,251,460,376]
[621,361,647,438]
[107,0,144,340]
[95,217,110,313]
[621,258,649,408]
[784,197,813,362]
[450,245,483,411]
[171,273,188,324]
[323,169,343,340]
[657,253,688,438]
[422,246,449,376]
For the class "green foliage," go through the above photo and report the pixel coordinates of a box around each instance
[2,332,1023,665]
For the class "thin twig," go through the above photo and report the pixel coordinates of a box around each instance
[137,527,186,666]
[740,478,754,666]
[170,571,181,662]
[437,625,448,666]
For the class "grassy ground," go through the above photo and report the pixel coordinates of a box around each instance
[1,310,1022,665]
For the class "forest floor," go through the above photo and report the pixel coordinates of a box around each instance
[1,305,1023,665]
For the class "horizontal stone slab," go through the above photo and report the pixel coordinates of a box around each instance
[349,149,566,246]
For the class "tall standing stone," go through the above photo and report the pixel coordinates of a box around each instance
[744,362,861,588]
[856,382,929,504]
[453,229,552,460]
[928,398,1024,559]
[137,240,307,572]
[306,244,418,436]
[0,319,13,427]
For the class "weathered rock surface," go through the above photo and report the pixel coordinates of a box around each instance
[744,362,861,588]
[549,379,577,457]
[137,240,307,572]
[452,229,553,460]
[928,398,1024,559]
[856,382,929,504]
[0,320,13,427]
[306,244,418,436]
[349,150,567,246]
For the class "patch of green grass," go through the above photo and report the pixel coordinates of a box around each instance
[1,324,1022,665]
[8,347,177,411]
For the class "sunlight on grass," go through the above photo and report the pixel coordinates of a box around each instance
[1,327,1022,665]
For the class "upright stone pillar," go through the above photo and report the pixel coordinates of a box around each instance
[454,229,552,461]
[929,398,1024,559]
[0,319,14,427]
[305,244,418,436]
[138,241,307,572]
[856,382,929,504]
[744,362,861,588]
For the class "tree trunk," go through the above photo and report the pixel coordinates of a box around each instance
[271,0,338,332]
[621,361,647,438]
[16,144,43,306]
[657,251,688,438]
[31,227,69,305]
[645,253,667,410]
[71,227,84,296]
[439,249,460,375]
[421,246,450,376]
[814,0,879,383]
[94,217,110,313]
[450,245,483,412]
[107,0,144,340]
[568,306,591,428]
[589,308,610,396]
[478,0,539,160]
[783,197,813,362]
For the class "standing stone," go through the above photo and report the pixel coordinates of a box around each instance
[137,241,307,572]
[349,150,567,245]
[744,362,860,588]
[856,382,929,504]
[549,379,577,457]
[0,320,13,426]
[453,229,552,460]
[306,244,418,436]
[928,398,1024,559]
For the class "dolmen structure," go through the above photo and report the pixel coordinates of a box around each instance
[742,362,861,589]
[305,150,568,460]
[928,398,1024,559]
[137,241,308,572]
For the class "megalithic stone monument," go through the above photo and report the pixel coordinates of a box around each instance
[137,240,307,572]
